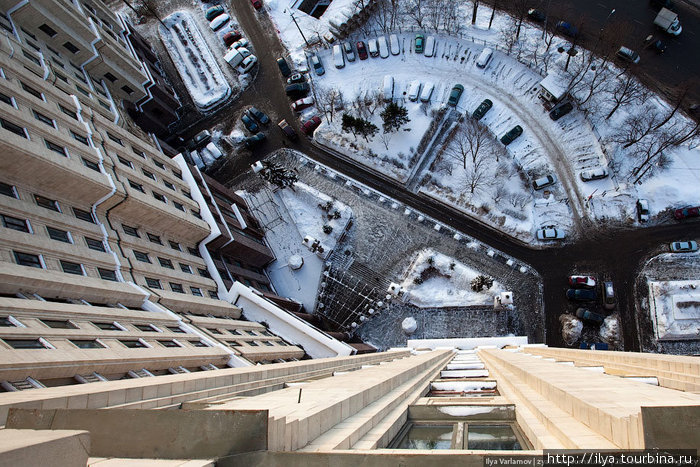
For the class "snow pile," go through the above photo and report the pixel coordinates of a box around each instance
[402,317,417,335]
[599,314,620,348]
[398,249,504,308]
[159,11,231,111]
[559,314,583,346]
[648,280,700,341]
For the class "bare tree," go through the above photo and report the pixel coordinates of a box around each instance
[316,88,344,123]
[366,90,383,115]
[500,17,519,55]
[630,120,700,183]
[653,80,697,131]
[464,156,489,195]
[446,120,489,169]
[612,110,662,148]
[512,0,529,40]
[605,72,645,120]
[405,0,426,29]
[379,132,393,150]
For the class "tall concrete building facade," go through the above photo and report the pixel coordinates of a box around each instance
[0,342,697,465]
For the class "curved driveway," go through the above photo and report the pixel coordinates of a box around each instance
[194,1,700,351]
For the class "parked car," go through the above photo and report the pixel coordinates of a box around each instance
[549,102,573,120]
[643,34,667,54]
[556,21,578,37]
[576,308,605,325]
[367,38,379,57]
[278,119,297,140]
[343,42,355,62]
[420,82,434,103]
[356,41,368,60]
[291,96,314,112]
[528,8,545,22]
[537,227,565,241]
[476,48,493,68]
[389,34,400,55]
[569,276,596,289]
[250,0,263,10]
[241,113,259,133]
[210,14,230,31]
[382,75,394,101]
[447,84,464,106]
[223,30,242,47]
[500,125,523,145]
[472,99,493,120]
[377,35,389,58]
[616,46,640,64]
[243,133,265,148]
[415,34,425,53]
[603,281,616,310]
[650,0,673,10]
[670,241,699,253]
[637,199,650,222]
[424,35,436,57]
[237,55,257,74]
[580,168,609,181]
[566,288,596,301]
[277,57,292,77]
[301,115,322,135]
[285,83,310,98]
[674,206,700,220]
[287,73,306,85]
[408,80,422,102]
[205,5,224,20]
[310,54,325,75]
[333,44,345,69]
[532,174,557,190]
[248,106,269,125]
[231,39,249,50]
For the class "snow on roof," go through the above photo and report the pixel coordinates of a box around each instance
[539,73,568,100]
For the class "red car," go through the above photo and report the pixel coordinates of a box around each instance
[291,96,314,112]
[301,115,321,135]
[250,0,262,10]
[356,41,368,60]
[223,30,242,47]
[674,206,700,220]
[568,275,596,289]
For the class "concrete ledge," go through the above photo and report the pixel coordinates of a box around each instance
[0,428,90,467]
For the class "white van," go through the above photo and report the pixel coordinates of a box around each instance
[389,34,400,55]
[408,80,422,101]
[368,38,379,57]
[377,36,389,58]
[424,36,436,57]
[382,75,394,101]
[224,48,245,67]
[476,47,493,68]
[333,44,345,68]
[616,46,640,64]
[420,82,434,102]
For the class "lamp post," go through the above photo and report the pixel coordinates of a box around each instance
[594,9,616,54]
[288,10,310,48]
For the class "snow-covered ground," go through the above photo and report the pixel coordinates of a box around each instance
[648,279,700,341]
[397,249,505,307]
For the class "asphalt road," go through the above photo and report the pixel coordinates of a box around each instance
[199,0,700,350]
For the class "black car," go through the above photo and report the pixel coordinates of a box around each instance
[277,57,292,77]
[472,99,493,120]
[528,8,545,22]
[286,73,306,85]
[576,308,605,325]
[500,125,523,145]
[248,106,270,125]
[285,83,310,98]
[649,0,673,10]
[549,102,573,121]
[278,119,298,140]
[241,113,259,133]
[566,288,596,301]
[243,133,266,148]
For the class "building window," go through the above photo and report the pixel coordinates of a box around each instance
[0,91,15,107]
[21,82,44,100]
[246,330,257,336]
[33,110,55,128]
[121,85,134,95]
[55,71,68,83]
[248,341,259,347]
[117,155,133,168]
[40,319,77,329]
[2,214,30,233]
[34,194,60,211]
[189,287,202,297]
[128,180,144,193]
[122,224,139,237]
[152,191,166,203]
[0,181,17,198]
[169,241,181,251]
[263,341,274,346]
[47,226,71,243]
[172,170,182,180]
[104,72,117,82]
[39,23,57,37]
[191,209,202,220]
[154,160,165,170]
[182,190,192,200]
[198,268,210,278]
[158,340,181,347]
[73,207,95,223]
[142,169,155,180]
[163,181,175,191]
[92,321,122,331]
[180,264,192,274]
[106,132,123,146]
[45,140,68,157]
[98,268,117,281]
[188,247,200,257]
[13,251,43,268]
[228,329,240,335]
[119,339,147,348]
[75,85,91,97]
[208,290,218,299]
[85,237,105,252]
[59,105,78,120]
[132,147,146,159]
[189,340,209,347]
[60,260,84,275]
[72,131,90,146]
[173,201,185,212]
[145,277,162,289]
[82,158,100,171]
[134,324,158,332]
[133,250,151,263]
[167,326,185,333]
[3,338,48,349]
[22,49,41,66]
[169,282,184,293]
[62,41,80,54]
[0,117,28,138]
[71,339,105,349]
[207,328,221,334]
[147,233,161,244]
[0,316,20,327]
[158,257,174,269]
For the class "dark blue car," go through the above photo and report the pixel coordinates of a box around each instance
[556,21,578,38]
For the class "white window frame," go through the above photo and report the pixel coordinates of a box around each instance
[38,337,55,349]
[5,315,25,327]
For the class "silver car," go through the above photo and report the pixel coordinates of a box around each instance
[537,228,565,241]
[342,42,355,62]
[670,241,698,253]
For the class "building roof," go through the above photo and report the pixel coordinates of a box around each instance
[539,73,568,100]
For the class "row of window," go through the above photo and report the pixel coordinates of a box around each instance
[2,212,106,251]
[1,337,208,350]
[0,183,96,223]
[11,250,117,280]
[0,316,188,334]
[121,224,201,258]
[206,328,274,337]
[229,340,287,348]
